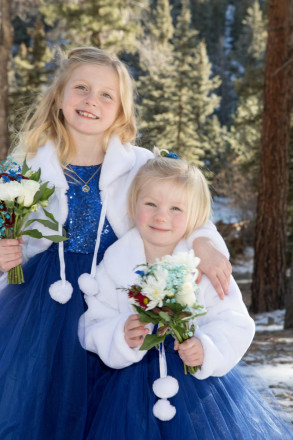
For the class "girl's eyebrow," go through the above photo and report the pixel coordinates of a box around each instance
[71,79,117,92]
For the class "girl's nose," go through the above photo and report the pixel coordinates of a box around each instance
[154,209,167,222]
[85,92,97,106]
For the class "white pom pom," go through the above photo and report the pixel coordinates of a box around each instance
[78,273,99,296]
[153,399,176,421]
[152,376,179,399]
[49,280,73,304]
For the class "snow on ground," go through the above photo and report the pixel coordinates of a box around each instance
[254,309,287,332]
[214,197,293,421]
[243,309,293,421]
[212,196,243,224]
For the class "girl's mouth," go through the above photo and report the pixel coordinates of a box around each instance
[149,226,169,232]
[76,110,99,119]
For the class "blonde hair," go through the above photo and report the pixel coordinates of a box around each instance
[128,155,212,237]
[14,46,136,164]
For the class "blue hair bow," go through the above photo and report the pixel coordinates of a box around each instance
[165,152,179,159]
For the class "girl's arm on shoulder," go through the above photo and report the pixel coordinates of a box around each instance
[187,220,232,299]
[78,265,149,369]
[190,275,255,380]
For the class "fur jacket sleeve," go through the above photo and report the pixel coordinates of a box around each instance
[79,228,255,377]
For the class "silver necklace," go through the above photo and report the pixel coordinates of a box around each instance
[67,164,102,193]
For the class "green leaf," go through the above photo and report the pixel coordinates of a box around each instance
[29,169,41,182]
[18,230,67,242]
[162,301,184,314]
[21,157,30,175]
[25,218,59,231]
[33,183,54,204]
[139,334,166,351]
[43,234,68,242]
[42,208,58,223]
[39,186,55,201]
[158,311,172,322]
[20,229,43,239]
[133,306,160,325]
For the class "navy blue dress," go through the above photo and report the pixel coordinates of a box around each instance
[85,336,293,439]
[0,165,117,440]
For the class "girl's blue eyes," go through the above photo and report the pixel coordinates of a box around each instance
[145,202,181,211]
[74,86,112,100]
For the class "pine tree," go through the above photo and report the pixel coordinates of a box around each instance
[136,0,174,148]
[217,1,267,215]
[138,0,223,167]
[9,19,53,131]
[40,0,145,55]
[190,0,228,59]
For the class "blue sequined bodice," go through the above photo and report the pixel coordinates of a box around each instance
[62,164,117,260]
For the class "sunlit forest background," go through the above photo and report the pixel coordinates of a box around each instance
[0,0,293,325]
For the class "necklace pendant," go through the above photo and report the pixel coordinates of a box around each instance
[82,184,90,193]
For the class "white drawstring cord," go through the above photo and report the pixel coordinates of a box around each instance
[78,192,108,296]
[90,192,108,277]
[49,188,73,304]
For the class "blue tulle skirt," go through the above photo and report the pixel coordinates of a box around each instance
[0,247,107,440]
[85,337,293,440]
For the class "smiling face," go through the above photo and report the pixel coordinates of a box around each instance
[134,179,189,261]
[60,64,120,145]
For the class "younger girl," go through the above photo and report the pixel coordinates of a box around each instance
[0,47,230,439]
[79,155,293,439]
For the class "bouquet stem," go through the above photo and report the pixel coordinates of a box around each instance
[172,325,199,375]
[5,228,25,284]
[7,264,24,284]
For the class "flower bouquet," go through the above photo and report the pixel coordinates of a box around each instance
[125,251,207,375]
[0,157,67,284]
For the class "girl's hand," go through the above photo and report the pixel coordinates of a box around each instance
[174,337,204,367]
[124,314,149,348]
[0,238,24,272]
[193,237,232,300]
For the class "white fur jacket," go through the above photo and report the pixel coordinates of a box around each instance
[79,228,255,380]
[0,135,228,285]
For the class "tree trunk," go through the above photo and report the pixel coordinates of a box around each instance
[0,0,12,160]
[251,0,293,313]
[284,249,293,328]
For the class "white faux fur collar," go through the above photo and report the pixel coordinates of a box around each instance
[26,136,136,191]
[102,228,190,289]
[99,136,136,190]
[26,141,68,189]
[103,228,146,288]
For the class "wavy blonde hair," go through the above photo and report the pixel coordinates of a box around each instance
[128,155,212,238]
[13,46,137,164]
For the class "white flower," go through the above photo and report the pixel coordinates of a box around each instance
[0,181,24,201]
[17,180,40,207]
[175,282,196,307]
[141,272,167,309]
[31,203,39,213]
[161,251,200,273]
[40,200,49,207]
